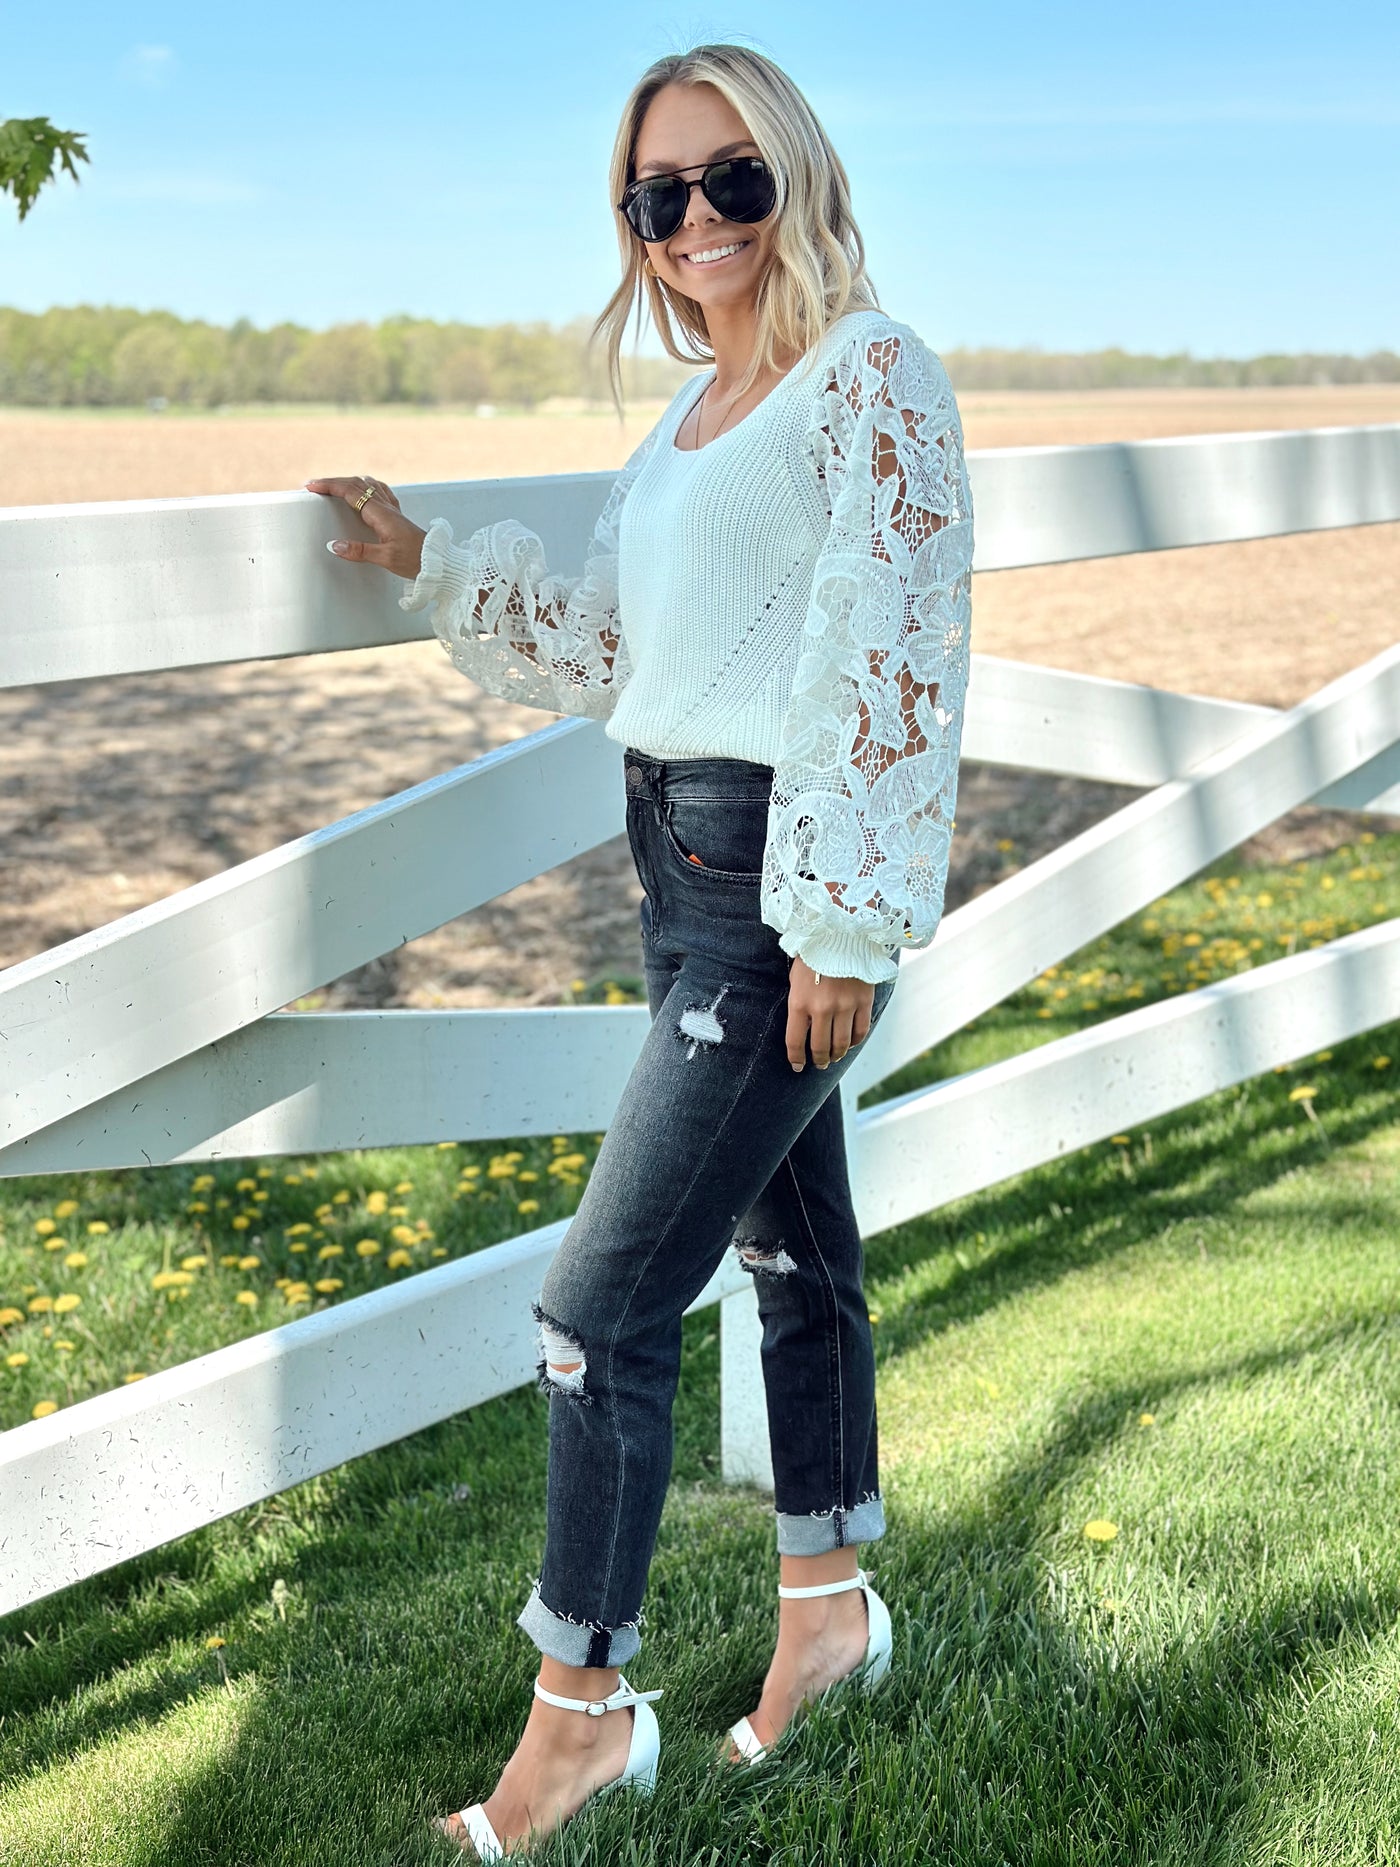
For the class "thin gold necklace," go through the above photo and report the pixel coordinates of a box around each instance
[687,377,742,448]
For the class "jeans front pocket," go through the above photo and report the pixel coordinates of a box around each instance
[661,795,766,884]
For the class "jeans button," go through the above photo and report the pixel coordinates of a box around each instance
[625,764,644,790]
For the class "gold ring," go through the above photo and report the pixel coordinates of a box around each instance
[352,486,374,513]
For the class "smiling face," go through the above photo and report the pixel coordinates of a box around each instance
[630,80,778,308]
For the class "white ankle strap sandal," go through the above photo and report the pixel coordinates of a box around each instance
[433,1672,664,1860]
[727,1567,893,1766]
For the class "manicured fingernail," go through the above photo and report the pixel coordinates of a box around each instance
[327,540,345,556]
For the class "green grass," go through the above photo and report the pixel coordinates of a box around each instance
[2,830,1398,1864]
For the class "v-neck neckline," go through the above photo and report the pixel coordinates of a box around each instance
[669,311,865,455]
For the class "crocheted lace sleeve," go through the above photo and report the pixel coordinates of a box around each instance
[762,320,975,984]
[396,422,662,720]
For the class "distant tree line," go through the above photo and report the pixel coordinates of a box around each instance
[1,305,1395,408]
[940,344,1400,391]
[0,306,694,409]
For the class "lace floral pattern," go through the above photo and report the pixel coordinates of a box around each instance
[761,323,974,983]
[397,422,663,719]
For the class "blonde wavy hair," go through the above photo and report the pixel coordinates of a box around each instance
[591,43,880,417]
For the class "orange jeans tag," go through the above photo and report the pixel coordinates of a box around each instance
[687,852,704,865]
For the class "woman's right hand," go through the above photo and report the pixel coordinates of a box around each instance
[306,475,427,583]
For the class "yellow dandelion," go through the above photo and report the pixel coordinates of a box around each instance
[393,1180,414,1194]
[32,1399,60,1418]
[231,1215,251,1231]
[187,1200,209,1214]
[355,1239,380,1257]
[1110,1135,1131,1146]
[257,1164,273,1178]
[7,1350,30,1367]
[43,1237,66,1253]
[314,1277,344,1293]
[517,1170,539,1183]
[460,1164,482,1179]
[517,1200,540,1215]
[570,978,586,992]
[192,1175,215,1192]
[388,1204,409,1217]
[235,1290,259,1306]
[995,837,1015,851]
[181,1255,208,1271]
[317,1242,344,1260]
[285,1222,314,1237]
[53,1198,79,1219]
[1139,1412,1156,1427]
[283,1173,302,1185]
[27,1295,54,1314]
[152,1271,194,1290]
[331,1190,351,1205]
[63,1251,88,1270]
[33,1218,56,1237]
[1083,1519,1119,1542]
[386,1249,413,1269]
[389,1225,417,1245]
[1375,1056,1392,1069]
[53,1293,81,1314]
[236,1178,258,1193]
[1314,1050,1333,1062]
[205,1635,226,1649]
[867,1308,881,1324]
[122,1371,147,1383]
[54,1338,76,1352]
[253,1190,270,1202]
[220,1254,241,1267]
[289,1242,307,1255]
[0,1309,25,1329]
[431,1247,448,1258]
[365,1191,389,1215]
[1288,1085,1318,1101]
[237,1254,260,1270]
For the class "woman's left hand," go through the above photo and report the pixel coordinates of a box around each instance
[306,474,427,582]
[785,957,875,1072]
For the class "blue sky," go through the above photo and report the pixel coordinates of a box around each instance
[2,0,1395,356]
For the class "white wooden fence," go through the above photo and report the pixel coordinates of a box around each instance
[2,421,1398,1619]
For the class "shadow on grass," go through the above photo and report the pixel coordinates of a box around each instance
[862,1073,1400,1370]
[3,1098,1398,1861]
[3,1308,1397,1863]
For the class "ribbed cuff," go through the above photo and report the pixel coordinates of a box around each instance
[777,915,902,984]
[397,515,478,614]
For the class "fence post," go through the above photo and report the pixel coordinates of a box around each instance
[720,1281,773,1488]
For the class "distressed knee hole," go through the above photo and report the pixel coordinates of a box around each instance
[676,983,731,1060]
[531,1302,592,1404]
[735,1235,798,1276]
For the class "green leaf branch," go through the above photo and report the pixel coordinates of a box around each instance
[0,117,90,222]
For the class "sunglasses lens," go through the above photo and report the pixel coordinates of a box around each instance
[625,177,687,242]
[705,158,776,223]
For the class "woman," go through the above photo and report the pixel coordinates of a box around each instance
[308,41,973,1861]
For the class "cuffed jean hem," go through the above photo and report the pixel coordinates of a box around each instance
[774,1492,887,1556]
[516,1582,644,1669]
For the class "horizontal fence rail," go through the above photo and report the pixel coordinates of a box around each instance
[0,1219,753,1616]
[4,644,1398,1171]
[3,422,1398,1617]
[2,424,1397,688]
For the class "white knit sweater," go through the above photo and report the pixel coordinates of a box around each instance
[398,306,974,983]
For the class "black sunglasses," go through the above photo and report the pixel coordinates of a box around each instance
[617,155,777,244]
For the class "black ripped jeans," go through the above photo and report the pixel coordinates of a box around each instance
[516,749,900,1669]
